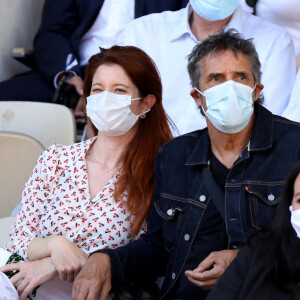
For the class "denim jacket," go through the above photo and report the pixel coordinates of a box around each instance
[100,104,300,299]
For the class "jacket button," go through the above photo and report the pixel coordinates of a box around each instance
[184,234,190,241]
[172,273,176,279]
[199,195,206,202]
[268,194,275,201]
[167,209,173,216]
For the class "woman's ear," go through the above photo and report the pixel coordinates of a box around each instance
[141,94,156,111]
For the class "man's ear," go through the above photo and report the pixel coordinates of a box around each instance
[190,88,202,107]
[254,83,264,101]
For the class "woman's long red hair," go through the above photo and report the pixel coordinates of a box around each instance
[83,46,174,235]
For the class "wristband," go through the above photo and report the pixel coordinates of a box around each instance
[53,70,77,88]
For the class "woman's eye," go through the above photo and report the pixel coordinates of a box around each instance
[213,76,219,81]
[115,89,126,93]
[91,88,103,93]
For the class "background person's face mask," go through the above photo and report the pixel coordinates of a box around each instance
[195,80,256,134]
[189,0,240,21]
[290,206,300,238]
[86,91,149,136]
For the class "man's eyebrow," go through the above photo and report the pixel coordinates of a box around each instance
[235,71,248,76]
[207,72,223,78]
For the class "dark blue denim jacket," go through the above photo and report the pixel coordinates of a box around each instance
[100,104,300,299]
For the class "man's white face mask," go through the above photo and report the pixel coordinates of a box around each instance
[195,80,256,134]
[189,0,240,21]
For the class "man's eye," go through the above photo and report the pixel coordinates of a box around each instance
[213,76,219,81]
[240,75,246,80]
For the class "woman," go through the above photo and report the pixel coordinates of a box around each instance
[207,161,300,300]
[0,46,174,299]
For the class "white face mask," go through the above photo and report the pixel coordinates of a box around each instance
[290,206,300,238]
[86,91,150,136]
[195,80,256,134]
[190,0,240,21]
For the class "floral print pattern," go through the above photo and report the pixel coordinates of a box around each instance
[7,138,145,260]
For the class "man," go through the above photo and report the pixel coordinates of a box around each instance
[0,0,188,122]
[72,30,300,299]
[118,0,296,135]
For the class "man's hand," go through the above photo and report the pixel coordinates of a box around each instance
[66,75,86,124]
[0,257,57,300]
[72,252,112,300]
[185,249,238,290]
[48,236,88,282]
[66,75,83,96]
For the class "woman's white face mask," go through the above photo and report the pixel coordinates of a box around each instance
[290,206,300,238]
[290,173,300,238]
[86,91,150,136]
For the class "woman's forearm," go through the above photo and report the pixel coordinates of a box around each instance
[27,236,57,261]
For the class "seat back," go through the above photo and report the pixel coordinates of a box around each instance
[0,101,76,148]
[0,132,44,217]
[0,216,16,249]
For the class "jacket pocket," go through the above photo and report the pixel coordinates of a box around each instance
[246,183,282,230]
[154,199,186,252]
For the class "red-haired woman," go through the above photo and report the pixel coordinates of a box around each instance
[0,46,174,299]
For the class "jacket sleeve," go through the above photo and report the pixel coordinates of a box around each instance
[206,245,251,300]
[33,0,83,81]
[95,148,168,291]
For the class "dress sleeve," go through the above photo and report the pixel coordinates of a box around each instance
[6,146,57,260]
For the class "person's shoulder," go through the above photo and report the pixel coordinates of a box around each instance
[239,7,292,42]
[273,114,300,129]
[271,113,300,148]
[125,7,186,31]
[161,129,207,152]
[42,138,95,161]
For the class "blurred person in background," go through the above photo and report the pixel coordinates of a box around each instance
[240,0,300,123]
[0,0,188,125]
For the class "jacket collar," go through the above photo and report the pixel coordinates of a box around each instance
[185,104,274,166]
[248,104,273,151]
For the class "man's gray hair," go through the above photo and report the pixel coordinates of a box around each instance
[187,29,263,103]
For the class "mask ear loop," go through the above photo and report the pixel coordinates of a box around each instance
[194,87,207,117]
[139,108,151,119]
[132,96,151,119]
